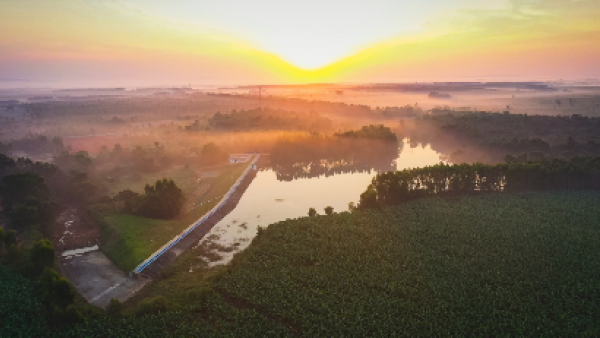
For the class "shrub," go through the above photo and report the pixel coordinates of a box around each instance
[30,239,55,272]
[106,298,122,317]
[39,268,75,310]
[5,230,17,247]
[136,296,169,316]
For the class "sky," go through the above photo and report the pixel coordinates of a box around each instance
[0,0,599,86]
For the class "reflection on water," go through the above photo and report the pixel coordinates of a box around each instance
[268,136,399,181]
[196,138,447,266]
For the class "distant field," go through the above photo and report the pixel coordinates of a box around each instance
[101,161,251,271]
[120,190,600,337]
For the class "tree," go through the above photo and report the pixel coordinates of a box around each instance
[9,204,39,230]
[138,179,185,219]
[114,189,141,213]
[324,206,334,216]
[0,153,16,176]
[348,202,357,213]
[31,239,55,272]
[308,208,317,217]
[39,268,75,310]
[5,229,17,248]
[1,172,56,233]
[107,298,123,317]
[136,296,169,316]
[199,142,228,166]
[0,227,5,252]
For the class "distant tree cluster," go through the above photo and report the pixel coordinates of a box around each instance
[428,92,452,99]
[7,135,65,156]
[335,124,398,142]
[196,142,228,166]
[377,104,424,118]
[114,178,185,219]
[205,108,334,132]
[403,112,600,163]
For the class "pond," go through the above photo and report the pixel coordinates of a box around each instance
[197,138,447,266]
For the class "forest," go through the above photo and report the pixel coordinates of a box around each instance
[204,108,334,132]
[359,156,600,209]
[402,111,600,163]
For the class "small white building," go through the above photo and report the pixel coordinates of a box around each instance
[229,154,251,163]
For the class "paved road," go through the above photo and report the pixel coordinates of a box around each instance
[60,248,149,308]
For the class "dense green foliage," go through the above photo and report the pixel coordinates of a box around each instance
[0,267,48,337]
[215,192,600,336]
[359,156,600,208]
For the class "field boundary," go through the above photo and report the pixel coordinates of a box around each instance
[133,154,260,274]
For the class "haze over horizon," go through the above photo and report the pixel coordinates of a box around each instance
[1,0,599,87]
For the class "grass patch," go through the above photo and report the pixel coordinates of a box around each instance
[126,191,600,336]
[101,161,252,272]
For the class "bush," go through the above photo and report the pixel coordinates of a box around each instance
[186,287,213,310]
[5,229,17,247]
[136,296,169,316]
[324,206,334,216]
[199,142,228,166]
[39,268,75,310]
[30,239,55,273]
[308,208,317,217]
[107,298,123,317]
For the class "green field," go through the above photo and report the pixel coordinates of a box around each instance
[0,267,49,337]
[103,190,600,337]
[101,161,252,271]
[8,190,600,337]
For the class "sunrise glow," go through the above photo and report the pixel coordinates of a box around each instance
[1,0,599,85]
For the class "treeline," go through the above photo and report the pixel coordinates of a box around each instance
[377,104,424,118]
[269,126,398,181]
[335,124,398,142]
[5,135,66,156]
[402,112,600,163]
[203,108,334,132]
[359,156,600,209]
